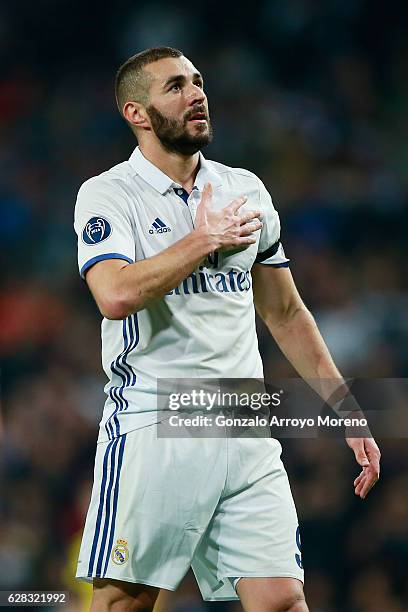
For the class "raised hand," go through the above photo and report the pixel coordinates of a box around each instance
[195,182,263,251]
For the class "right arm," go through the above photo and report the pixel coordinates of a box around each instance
[86,183,262,319]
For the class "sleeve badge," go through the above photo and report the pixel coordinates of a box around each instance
[82,216,112,245]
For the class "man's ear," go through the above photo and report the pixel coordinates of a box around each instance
[123,101,151,131]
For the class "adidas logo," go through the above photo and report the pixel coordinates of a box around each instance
[149,217,172,234]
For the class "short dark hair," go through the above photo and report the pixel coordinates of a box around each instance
[115,46,183,116]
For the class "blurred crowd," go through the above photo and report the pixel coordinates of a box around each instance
[1,0,407,610]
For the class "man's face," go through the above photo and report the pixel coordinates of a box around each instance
[144,56,213,155]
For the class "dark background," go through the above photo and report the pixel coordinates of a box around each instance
[1,1,408,610]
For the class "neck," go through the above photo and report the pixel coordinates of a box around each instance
[139,140,200,192]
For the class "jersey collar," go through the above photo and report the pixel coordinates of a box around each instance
[129,146,222,195]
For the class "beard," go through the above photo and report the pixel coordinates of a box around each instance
[146,104,213,155]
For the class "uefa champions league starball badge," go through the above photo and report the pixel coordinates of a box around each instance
[82,216,112,244]
[111,539,130,565]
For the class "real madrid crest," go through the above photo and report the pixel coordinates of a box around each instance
[111,538,129,565]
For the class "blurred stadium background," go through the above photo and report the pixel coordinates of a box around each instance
[1,1,408,610]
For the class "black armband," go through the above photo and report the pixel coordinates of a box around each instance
[255,239,281,263]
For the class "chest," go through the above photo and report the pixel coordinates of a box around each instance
[130,187,259,273]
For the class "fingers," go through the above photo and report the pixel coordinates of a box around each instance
[366,438,381,474]
[239,210,262,225]
[234,207,263,242]
[199,182,213,208]
[230,195,248,214]
[353,471,365,487]
[199,190,262,249]
[230,206,263,243]
[355,475,366,497]
[354,469,368,497]
[353,464,380,498]
[360,477,378,499]
[239,219,263,237]
[233,235,258,246]
[361,459,380,498]
[355,466,379,499]
[350,438,381,499]
[354,468,369,495]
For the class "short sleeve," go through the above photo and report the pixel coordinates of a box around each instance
[255,179,290,268]
[74,177,135,278]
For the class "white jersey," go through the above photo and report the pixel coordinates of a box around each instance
[74,147,289,441]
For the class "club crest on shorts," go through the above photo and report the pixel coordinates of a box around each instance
[111,539,129,565]
[82,216,112,245]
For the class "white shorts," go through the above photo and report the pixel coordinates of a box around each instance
[76,424,304,601]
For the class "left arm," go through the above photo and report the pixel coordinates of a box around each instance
[252,263,381,499]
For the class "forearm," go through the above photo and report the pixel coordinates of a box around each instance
[109,227,215,317]
[265,305,347,404]
[253,268,378,472]
[268,306,339,378]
